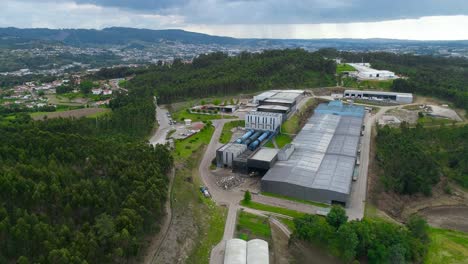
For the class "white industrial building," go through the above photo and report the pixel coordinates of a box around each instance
[216,143,248,167]
[348,63,397,81]
[245,111,282,132]
[344,89,413,104]
[224,239,269,264]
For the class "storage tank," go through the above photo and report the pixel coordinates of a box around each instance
[244,131,262,146]
[236,130,254,144]
[248,131,269,151]
[224,239,247,264]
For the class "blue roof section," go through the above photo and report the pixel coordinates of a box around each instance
[315,100,365,118]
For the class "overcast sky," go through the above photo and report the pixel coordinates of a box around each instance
[2,0,468,40]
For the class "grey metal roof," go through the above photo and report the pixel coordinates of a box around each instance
[250,148,279,162]
[257,105,290,111]
[262,112,363,196]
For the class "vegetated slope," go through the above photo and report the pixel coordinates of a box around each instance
[323,49,468,111]
[0,119,173,263]
[0,74,170,262]
[376,124,468,194]
[128,49,336,104]
[293,206,430,263]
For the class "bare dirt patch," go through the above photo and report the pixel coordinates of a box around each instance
[289,239,342,264]
[32,108,109,120]
[419,205,468,232]
[270,222,291,264]
[386,108,419,124]
[311,87,345,96]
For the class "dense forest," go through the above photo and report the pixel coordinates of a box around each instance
[0,69,171,262]
[319,49,468,111]
[293,206,430,263]
[376,124,468,194]
[127,49,336,103]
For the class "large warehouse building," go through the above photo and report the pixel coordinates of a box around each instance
[261,101,365,205]
[348,63,397,80]
[344,89,413,104]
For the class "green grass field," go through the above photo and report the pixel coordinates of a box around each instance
[418,116,455,126]
[337,64,356,73]
[278,217,296,232]
[236,211,271,241]
[281,98,316,135]
[219,120,245,144]
[240,200,306,219]
[264,133,292,148]
[342,77,393,91]
[86,108,111,118]
[174,125,215,159]
[261,192,329,208]
[29,105,84,118]
[274,134,293,148]
[425,227,468,264]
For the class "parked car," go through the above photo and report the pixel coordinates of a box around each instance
[199,186,211,198]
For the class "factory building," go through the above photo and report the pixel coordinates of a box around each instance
[347,63,397,81]
[253,90,304,113]
[261,101,364,205]
[247,148,279,171]
[224,239,269,264]
[344,89,413,104]
[216,143,248,168]
[245,111,282,132]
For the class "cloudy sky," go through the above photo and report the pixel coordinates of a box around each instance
[1,0,468,40]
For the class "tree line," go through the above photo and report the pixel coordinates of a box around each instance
[126,49,336,104]
[293,206,430,263]
[376,124,468,194]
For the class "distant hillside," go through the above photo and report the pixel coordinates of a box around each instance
[2,27,468,48]
[0,27,241,46]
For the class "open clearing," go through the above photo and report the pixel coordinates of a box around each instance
[426,227,468,264]
[31,108,110,120]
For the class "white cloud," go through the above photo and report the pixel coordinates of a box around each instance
[0,0,185,29]
[183,16,468,40]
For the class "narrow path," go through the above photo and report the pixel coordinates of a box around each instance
[143,168,175,264]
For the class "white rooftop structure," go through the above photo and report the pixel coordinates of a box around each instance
[224,239,269,264]
[247,239,269,264]
[348,63,397,81]
[253,90,304,104]
[224,239,247,264]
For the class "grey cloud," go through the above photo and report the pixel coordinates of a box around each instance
[7,0,468,24]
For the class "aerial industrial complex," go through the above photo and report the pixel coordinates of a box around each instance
[216,90,303,174]
[217,90,366,206]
